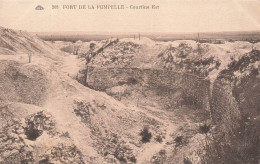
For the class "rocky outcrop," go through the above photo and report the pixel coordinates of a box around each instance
[158,42,220,77]
[0,103,85,164]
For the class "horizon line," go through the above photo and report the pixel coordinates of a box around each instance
[33,30,260,35]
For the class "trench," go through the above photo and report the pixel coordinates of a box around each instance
[83,66,211,111]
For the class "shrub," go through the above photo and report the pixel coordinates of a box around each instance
[89,43,96,50]
[174,136,184,147]
[129,156,137,163]
[183,158,192,164]
[118,81,126,86]
[159,149,166,156]
[139,127,152,143]
[199,124,211,134]
[127,77,138,85]
[155,135,163,143]
[39,158,49,164]
[174,136,183,143]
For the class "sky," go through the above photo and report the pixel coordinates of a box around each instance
[0,0,260,33]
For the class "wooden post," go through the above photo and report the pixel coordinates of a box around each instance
[28,53,32,63]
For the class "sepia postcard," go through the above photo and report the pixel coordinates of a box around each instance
[0,0,260,163]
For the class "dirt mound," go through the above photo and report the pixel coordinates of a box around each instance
[64,38,157,68]
[72,98,164,163]
[0,60,49,105]
[0,27,59,56]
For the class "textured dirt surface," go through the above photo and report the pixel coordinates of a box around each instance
[1,27,259,163]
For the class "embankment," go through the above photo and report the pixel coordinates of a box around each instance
[209,50,260,163]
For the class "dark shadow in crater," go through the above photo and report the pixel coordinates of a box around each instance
[24,121,43,141]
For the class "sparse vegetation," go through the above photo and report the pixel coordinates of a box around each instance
[127,77,138,85]
[129,156,137,163]
[199,124,210,134]
[73,100,94,124]
[174,136,183,147]
[89,42,96,50]
[159,42,220,77]
[24,111,55,141]
[151,149,167,163]
[155,135,163,143]
[38,158,49,164]
[139,127,152,143]
[183,158,192,164]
